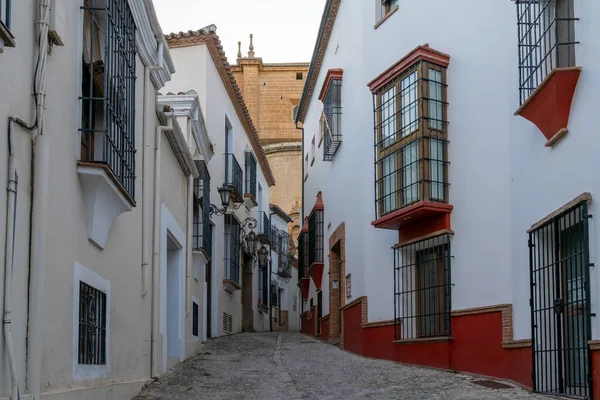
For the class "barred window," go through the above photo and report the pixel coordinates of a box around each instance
[244,152,257,199]
[258,265,268,307]
[516,0,577,104]
[374,61,449,219]
[394,234,451,340]
[308,210,324,265]
[78,282,107,365]
[80,0,137,199]
[192,301,199,337]
[224,214,242,284]
[271,284,280,309]
[297,232,307,280]
[193,161,211,258]
[322,79,342,161]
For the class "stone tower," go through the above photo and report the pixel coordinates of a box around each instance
[232,35,309,240]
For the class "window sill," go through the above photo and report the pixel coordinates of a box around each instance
[0,20,16,52]
[374,6,399,29]
[77,162,135,249]
[393,336,453,345]
[258,303,268,314]
[223,279,241,294]
[244,193,258,209]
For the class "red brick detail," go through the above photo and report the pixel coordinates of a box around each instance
[368,44,450,93]
[318,69,343,101]
[308,263,324,289]
[514,67,581,147]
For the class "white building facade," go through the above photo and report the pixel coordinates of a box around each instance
[165,25,279,336]
[297,0,600,398]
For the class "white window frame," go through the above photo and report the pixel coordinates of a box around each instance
[73,262,111,380]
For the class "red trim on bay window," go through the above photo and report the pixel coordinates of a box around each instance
[367,44,450,93]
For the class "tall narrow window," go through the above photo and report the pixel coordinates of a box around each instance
[224,215,242,284]
[80,0,137,199]
[308,210,324,265]
[78,282,107,365]
[372,50,449,219]
[322,77,342,161]
[244,152,257,199]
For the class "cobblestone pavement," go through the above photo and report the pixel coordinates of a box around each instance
[134,332,555,400]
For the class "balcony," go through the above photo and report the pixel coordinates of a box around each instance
[244,152,258,207]
[225,153,243,201]
[277,255,293,279]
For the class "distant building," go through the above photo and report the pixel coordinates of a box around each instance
[232,36,309,242]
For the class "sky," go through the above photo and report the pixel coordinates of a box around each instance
[154,0,326,63]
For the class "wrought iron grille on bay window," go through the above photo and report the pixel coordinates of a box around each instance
[529,200,592,398]
[244,152,257,199]
[225,153,243,197]
[393,234,451,341]
[373,61,449,219]
[308,210,324,265]
[224,214,242,284]
[78,282,107,365]
[516,0,577,105]
[80,0,137,199]
[322,79,342,161]
[193,161,212,257]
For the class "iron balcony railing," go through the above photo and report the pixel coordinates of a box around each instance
[257,211,271,241]
[529,200,592,398]
[225,153,243,197]
[394,233,451,341]
[277,254,293,279]
[373,60,449,220]
[516,0,578,105]
[244,152,257,199]
[80,0,137,199]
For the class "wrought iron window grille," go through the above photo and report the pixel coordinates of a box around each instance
[516,0,578,105]
[225,153,244,198]
[224,214,242,284]
[322,79,342,161]
[79,0,137,199]
[193,161,212,258]
[373,60,449,220]
[529,200,592,398]
[258,264,269,307]
[308,210,324,266]
[394,233,452,341]
[244,152,257,199]
[78,282,107,365]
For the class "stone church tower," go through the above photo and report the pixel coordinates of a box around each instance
[232,35,309,240]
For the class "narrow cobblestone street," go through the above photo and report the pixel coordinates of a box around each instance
[134,333,553,400]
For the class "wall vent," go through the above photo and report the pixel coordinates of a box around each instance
[222,312,233,334]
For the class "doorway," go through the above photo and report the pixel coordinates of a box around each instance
[529,202,591,398]
[166,234,183,368]
[242,255,254,332]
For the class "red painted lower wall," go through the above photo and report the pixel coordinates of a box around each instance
[300,310,315,336]
[343,302,363,355]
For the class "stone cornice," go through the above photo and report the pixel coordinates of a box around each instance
[263,142,302,155]
[165,25,276,186]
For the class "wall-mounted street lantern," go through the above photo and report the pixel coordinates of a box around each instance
[208,184,243,216]
[241,217,270,269]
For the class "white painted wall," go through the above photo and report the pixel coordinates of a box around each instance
[302,0,589,336]
[165,42,272,336]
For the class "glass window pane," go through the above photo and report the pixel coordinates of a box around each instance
[381,86,396,148]
[401,72,418,137]
[402,141,418,204]
[428,69,443,130]
[430,139,444,201]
